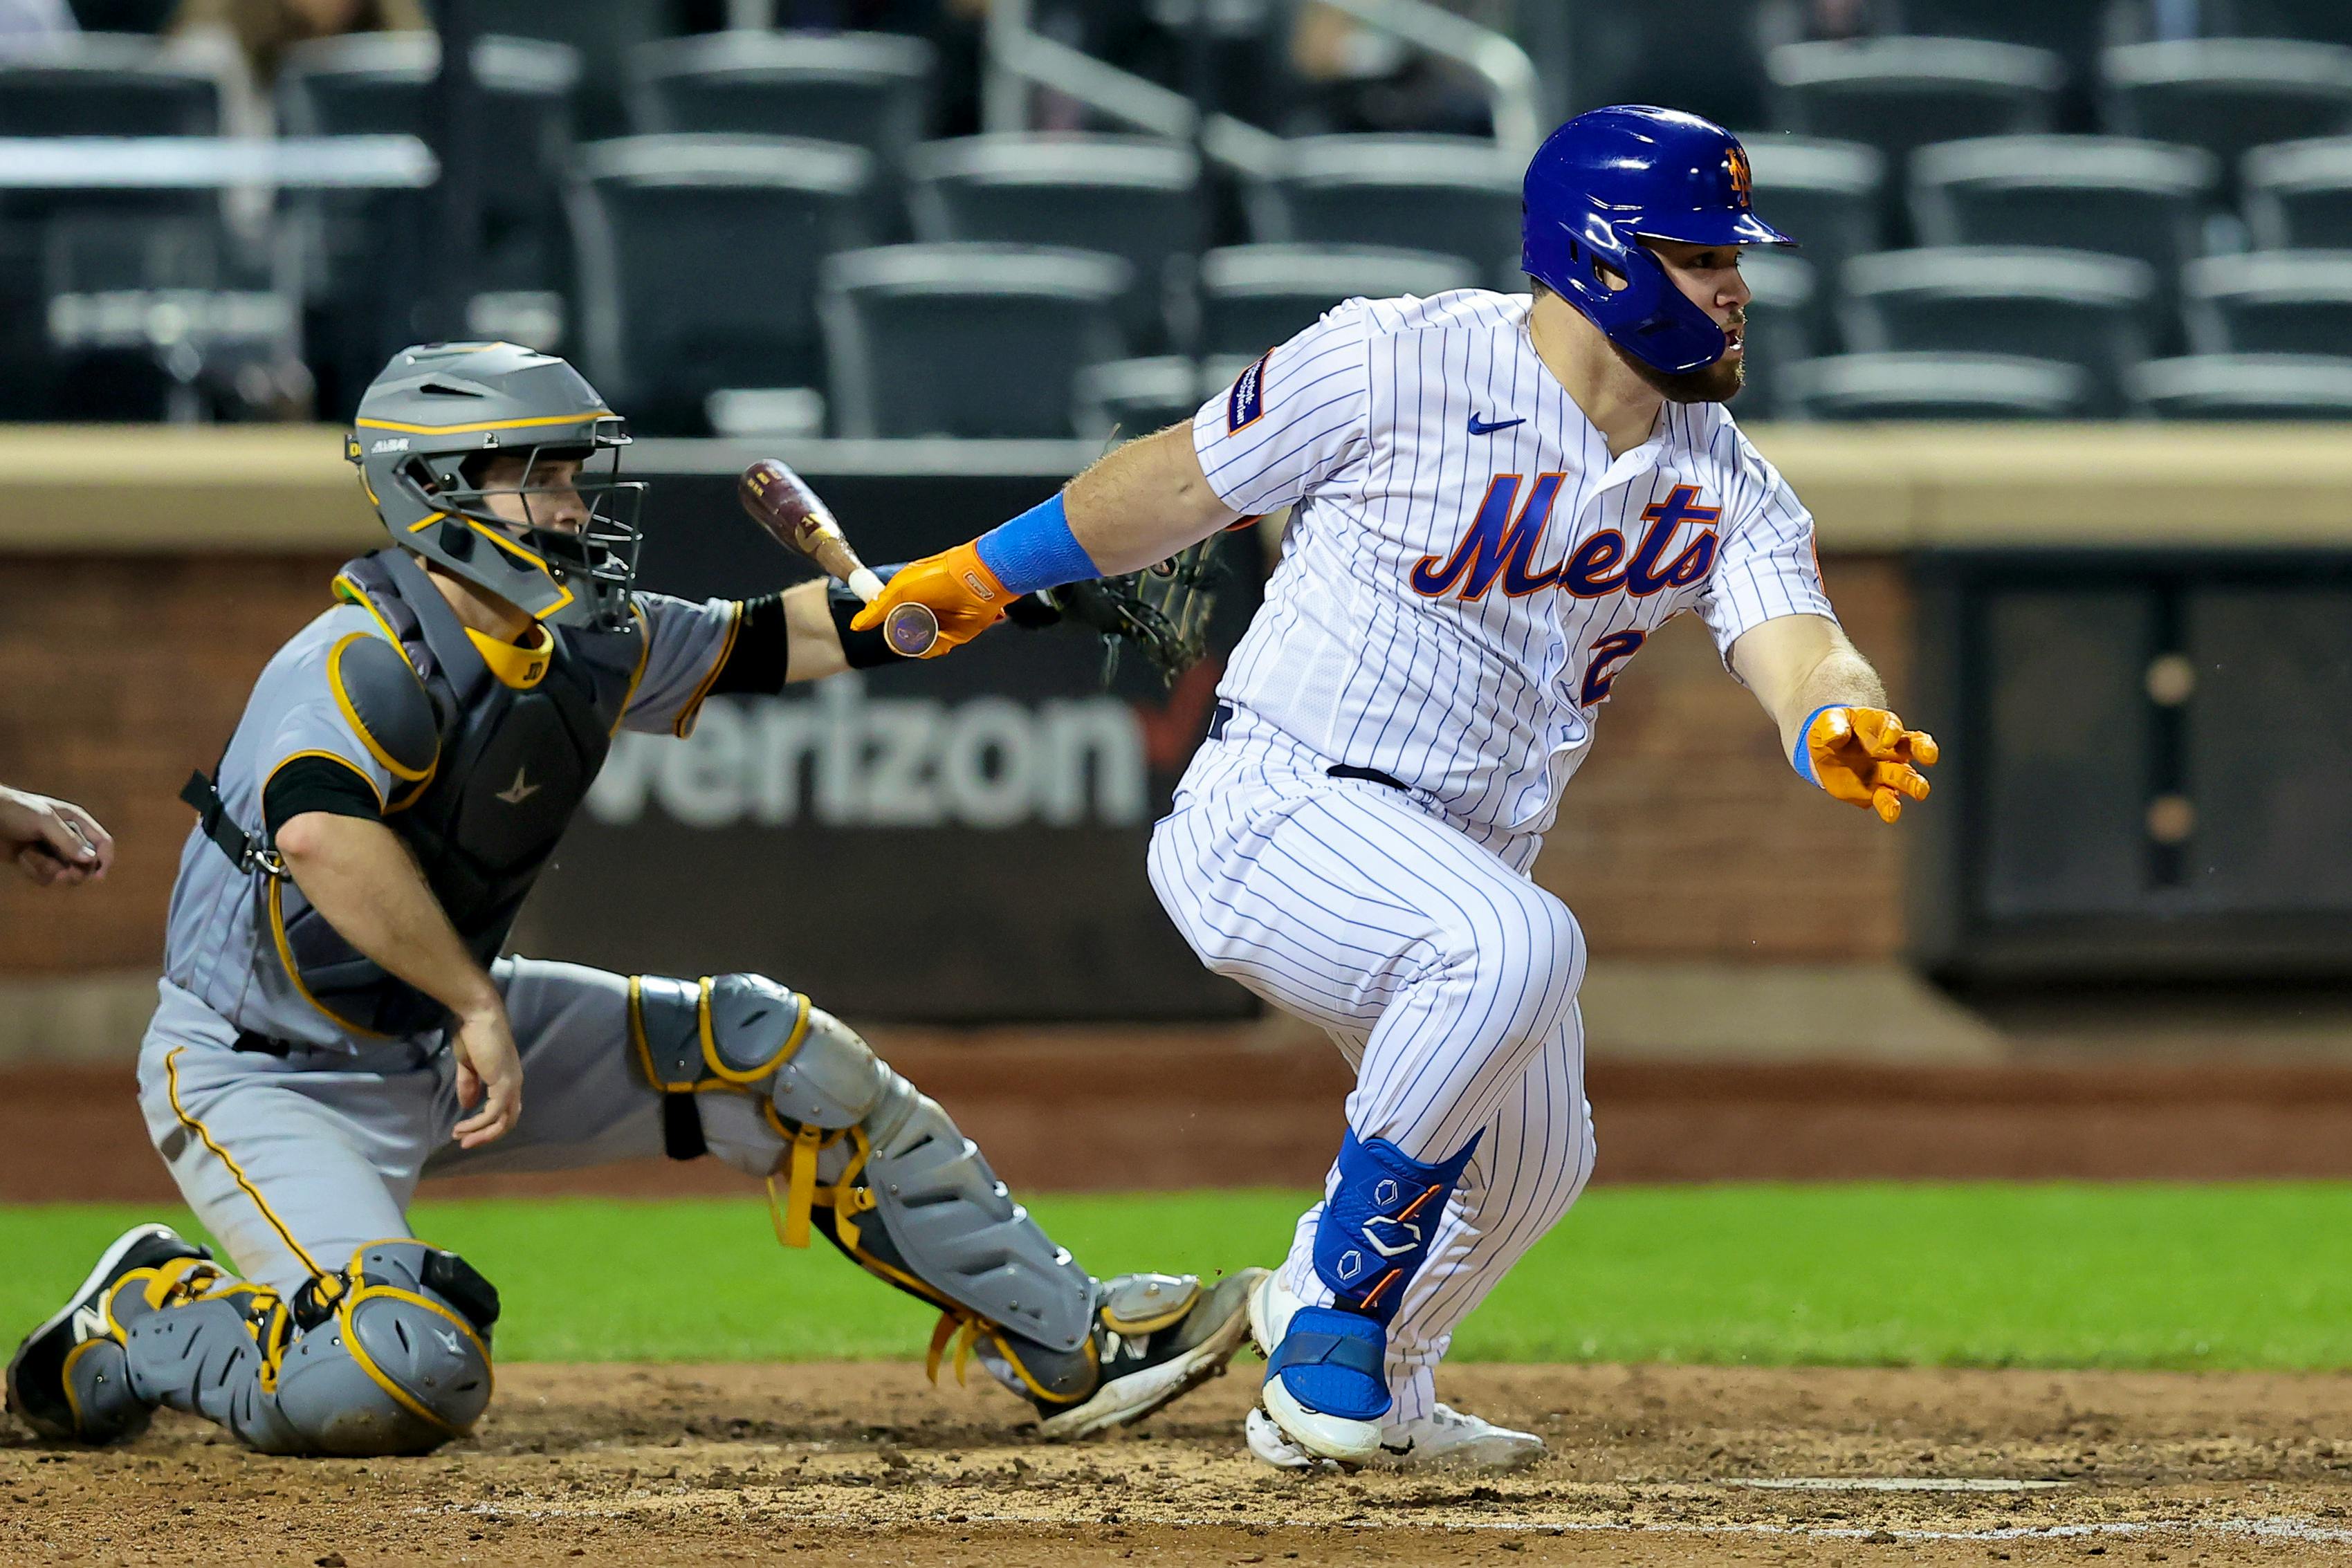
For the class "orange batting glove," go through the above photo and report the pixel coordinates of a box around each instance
[1799,706,1938,824]
[850,539,1008,656]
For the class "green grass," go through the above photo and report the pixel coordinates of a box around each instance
[6,1183,2351,1370]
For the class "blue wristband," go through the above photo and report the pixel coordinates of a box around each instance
[1790,704,1840,785]
[973,492,1100,597]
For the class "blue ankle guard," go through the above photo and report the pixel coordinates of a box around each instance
[1314,1129,1481,1325]
[1266,1305,1390,1421]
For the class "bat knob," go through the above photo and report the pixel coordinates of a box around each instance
[882,602,939,658]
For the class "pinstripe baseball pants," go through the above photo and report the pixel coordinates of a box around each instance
[1149,727,1596,1424]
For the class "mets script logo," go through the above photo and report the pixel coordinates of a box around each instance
[1409,478,1722,602]
[1727,145,1753,206]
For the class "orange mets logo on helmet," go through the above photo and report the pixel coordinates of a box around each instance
[1727,145,1753,205]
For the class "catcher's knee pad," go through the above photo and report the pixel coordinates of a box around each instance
[116,1242,495,1457]
[268,1241,499,1457]
[631,971,822,1160]
[1314,1129,1482,1324]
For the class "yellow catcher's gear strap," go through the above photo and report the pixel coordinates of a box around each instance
[764,1123,829,1249]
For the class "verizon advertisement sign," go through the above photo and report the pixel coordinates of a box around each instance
[517,459,1258,1022]
[590,682,1148,831]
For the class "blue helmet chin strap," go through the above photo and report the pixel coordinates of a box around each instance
[1532,208,1733,377]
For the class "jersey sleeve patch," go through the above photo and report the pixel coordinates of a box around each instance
[327,631,439,782]
[1226,349,1273,434]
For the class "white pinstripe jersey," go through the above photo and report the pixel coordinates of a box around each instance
[1188,288,1835,840]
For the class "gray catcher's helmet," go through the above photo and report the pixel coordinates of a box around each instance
[347,342,645,629]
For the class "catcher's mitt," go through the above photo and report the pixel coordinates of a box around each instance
[1005,539,1223,689]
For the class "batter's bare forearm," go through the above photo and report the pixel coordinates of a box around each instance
[1729,615,1888,754]
[274,812,501,1020]
[1065,423,1240,575]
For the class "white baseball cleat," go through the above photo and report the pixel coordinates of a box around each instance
[1372,1402,1547,1470]
[1246,1269,1384,1467]
[1246,1401,1546,1471]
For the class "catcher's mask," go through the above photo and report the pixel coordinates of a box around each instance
[349,342,647,630]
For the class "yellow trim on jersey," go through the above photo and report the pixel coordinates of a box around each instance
[463,622,553,690]
[163,1046,328,1278]
[355,410,608,436]
[266,878,393,1041]
[670,600,744,739]
[611,600,652,738]
[327,631,434,783]
[264,749,387,814]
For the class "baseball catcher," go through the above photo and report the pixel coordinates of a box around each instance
[5,342,1258,1458]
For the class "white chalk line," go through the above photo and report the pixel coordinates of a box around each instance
[432,1499,2352,1545]
[1723,1477,2070,1493]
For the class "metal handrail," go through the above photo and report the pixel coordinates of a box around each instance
[1312,0,1543,164]
[983,0,1283,176]
[983,0,1541,171]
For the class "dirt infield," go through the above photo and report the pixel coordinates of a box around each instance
[21,1036,2352,1201]
[9,1361,2352,1565]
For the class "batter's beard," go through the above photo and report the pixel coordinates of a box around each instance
[1610,338,1746,404]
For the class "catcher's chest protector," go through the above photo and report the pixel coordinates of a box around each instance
[276,550,643,1037]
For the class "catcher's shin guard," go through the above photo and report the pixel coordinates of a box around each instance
[634,971,1096,1355]
[111,1240,497,1457]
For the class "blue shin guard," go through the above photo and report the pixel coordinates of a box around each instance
[1267,1129,1481,1436]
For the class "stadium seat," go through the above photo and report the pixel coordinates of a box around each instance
[1883,0,2113,62]
[278,33,580,294]
[627,32,932,185]
[2244,136,2352,248]
[1736,249,1819,420]
[572,136,873,436]
[2132,352,2352,416]
[2102,41,2352,183]
[1839,246,2157,414]
[2200,0,2352,48]
[466,0,673,138]
[1765,38,2065,176]
[1073,355,1258,441]
[1193,244,1477,359]
[1738,133,1884,344]
[908,134,1199,352]
[1246,136,1522,284]
[2185,250,2352,356]
[0,37,219,138]
[1784,351,2093,419]
[820,243,1130,439]
[1910,136,2218,288]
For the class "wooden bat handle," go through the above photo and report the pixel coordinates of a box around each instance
[737,459,938,656]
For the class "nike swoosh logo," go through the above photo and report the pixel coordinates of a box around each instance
[1467,413,1525,436]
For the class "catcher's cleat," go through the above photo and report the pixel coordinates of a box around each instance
[6,1223,210,1443]
[1021,1267,1267,1441]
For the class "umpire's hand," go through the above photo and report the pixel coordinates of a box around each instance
[0,784,114,887]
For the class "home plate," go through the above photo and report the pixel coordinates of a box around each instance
[1722,1477,2071,1493]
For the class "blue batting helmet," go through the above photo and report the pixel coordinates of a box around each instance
[1521,106,1792,375]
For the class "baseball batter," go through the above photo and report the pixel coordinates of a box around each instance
[5,342,1258,1458]
[853,106,1938,1470]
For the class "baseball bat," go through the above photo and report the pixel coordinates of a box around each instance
[736,459,939,658]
